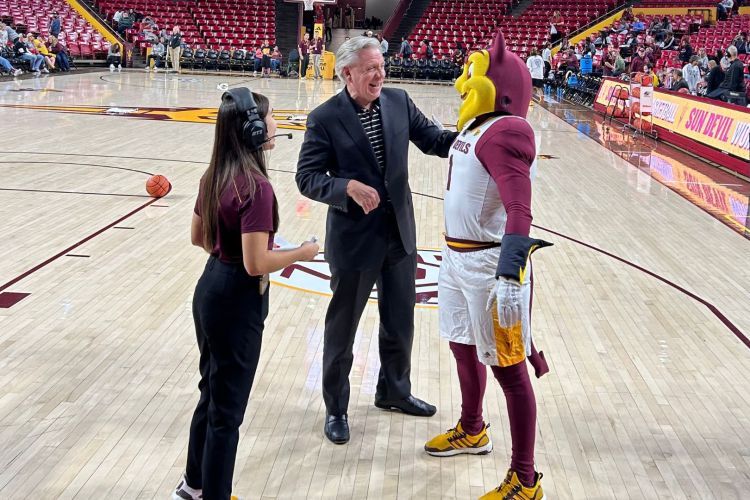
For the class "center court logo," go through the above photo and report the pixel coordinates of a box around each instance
[270,249,442,306]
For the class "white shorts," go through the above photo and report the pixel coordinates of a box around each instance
[439,246,532,367]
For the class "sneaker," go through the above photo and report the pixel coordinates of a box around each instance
[117,64,122,71]
[109,64,115,72]
[34,70,41,76]
[479,469,545,500]
[144,66,150,71]
[13,68,22,76]
[172,474,201,500]
[41,67,49,73]
[424,420,492,457]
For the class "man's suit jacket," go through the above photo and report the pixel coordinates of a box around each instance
[296,88,457,270]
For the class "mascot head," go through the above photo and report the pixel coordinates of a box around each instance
[455,30,532,130]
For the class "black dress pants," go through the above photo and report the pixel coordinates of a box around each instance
[185,256,268,500]
[322,219,417,415]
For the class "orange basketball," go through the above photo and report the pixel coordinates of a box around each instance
[146,174,171,198]
[632,86,641,98]
[607,104,625,118]
[615,88,629,100]
[632,72,645,84]
[633,118,652,132]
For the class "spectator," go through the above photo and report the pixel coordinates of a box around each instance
[112,10,123,30]
[682,55,701,93]
[377,33,388,56]
[697,48,709,72]
[678,37,693,63]
[709,45,745,99]
[644,63,660,87]
[542,42,552,78]
[426,40,434,60]
[733,32,747,54]
[632,18,646,34]
[49,12,61,38]
[559,36,570,52]
[146,40,165,71]
[261,39,272,77]
[622,6,635,22]
[271,46,282,72]
[603,47,625,76]
[107,43,123,72]
[670,69,690,91]
[325,13,333,43]
[526,49,544,93]
[561,48,579,72]
[629,46,651,73]
[28,34,55,70]
[550,10,564,43]
[311,35,323,79]
[168,26,182,73]
[0,54,22,76]
[117,10,134,36]
[298,32,310,79]
[704,60,724,93]
[398,37,412,59]
[451,48,464,79]
[0,22,20,44]
[13,36,44,75]
[660,32,676,50]
[47,36,70,72]
[717,0,733,20]
[720,49,731,70]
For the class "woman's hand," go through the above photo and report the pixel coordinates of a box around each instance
[300,240,320,260]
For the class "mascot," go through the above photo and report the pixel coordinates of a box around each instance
[424,30,552,499]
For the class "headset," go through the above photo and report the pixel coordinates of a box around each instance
[222,87,267,151]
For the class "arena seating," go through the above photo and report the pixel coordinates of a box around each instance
[95,0,275,54]
[409,0,624,59]
[0,0,112,59]
[688,14,750,57]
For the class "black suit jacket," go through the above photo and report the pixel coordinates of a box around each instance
[296,88,457,270]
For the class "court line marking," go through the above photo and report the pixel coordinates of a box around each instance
[0,187,151,198]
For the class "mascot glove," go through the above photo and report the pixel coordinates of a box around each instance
[487,277,522,328]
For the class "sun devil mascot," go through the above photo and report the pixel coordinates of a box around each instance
[424,30,552,499]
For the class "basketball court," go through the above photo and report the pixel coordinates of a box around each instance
[0,70,749,499]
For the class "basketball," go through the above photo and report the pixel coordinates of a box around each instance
[615,88,629,100]
[607,104,625,117]
[632,86,641,98]
[146,174,171,198]
[633,118,653,132]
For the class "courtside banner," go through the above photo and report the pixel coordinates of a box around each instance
[653,91,750,161]
[595,78,750,161]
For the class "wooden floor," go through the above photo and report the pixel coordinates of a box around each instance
[0,71,749,500]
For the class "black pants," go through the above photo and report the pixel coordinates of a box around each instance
[186,256,268,500]
[325,26,332,43]
[300,54,309,76]
[107,55,121,66]
[322,219,417,415]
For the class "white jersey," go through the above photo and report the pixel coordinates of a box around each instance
[443,115,536,244]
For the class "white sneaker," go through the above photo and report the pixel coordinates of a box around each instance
[13,68,22,76]
[154,67,159,72]
[172,475,201,500]
[41,67,49,73]
[34,70,41,76]
[109,64,115,72]
[144,66,150,71]
[117,64,122,72]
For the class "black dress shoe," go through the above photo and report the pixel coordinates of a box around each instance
[324,414,349,444]
[374,395,436,417]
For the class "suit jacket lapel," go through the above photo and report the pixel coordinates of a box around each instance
[336,91,380,172]
[378,91,394,174]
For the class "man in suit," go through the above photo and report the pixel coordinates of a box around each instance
[296,36,458,444]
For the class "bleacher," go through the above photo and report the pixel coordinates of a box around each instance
[409,0,624,60]
[0,0,112,60]
[95,0,275,55]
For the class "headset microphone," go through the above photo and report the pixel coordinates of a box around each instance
[264,133,293,143]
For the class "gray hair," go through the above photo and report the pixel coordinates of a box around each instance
[335,36,381,80]
[727,45,737,57]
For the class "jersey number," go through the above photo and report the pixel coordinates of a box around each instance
[447,155,453,191]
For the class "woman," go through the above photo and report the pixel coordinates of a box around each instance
[173,88,318,500]
[260,39,272,77]
[550,10,564,44]
[28,33,55,70]
[47,36,70,72]
[107,43,122,72]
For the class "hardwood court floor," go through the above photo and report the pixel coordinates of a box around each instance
[0,71,748,499]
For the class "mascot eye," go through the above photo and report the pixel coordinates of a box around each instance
[467,63,474,77]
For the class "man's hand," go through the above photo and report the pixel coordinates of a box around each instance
[346,180,380,214]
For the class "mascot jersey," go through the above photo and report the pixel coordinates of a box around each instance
[444,115,536,246]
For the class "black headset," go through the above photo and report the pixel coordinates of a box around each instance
[222,87,267,151]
